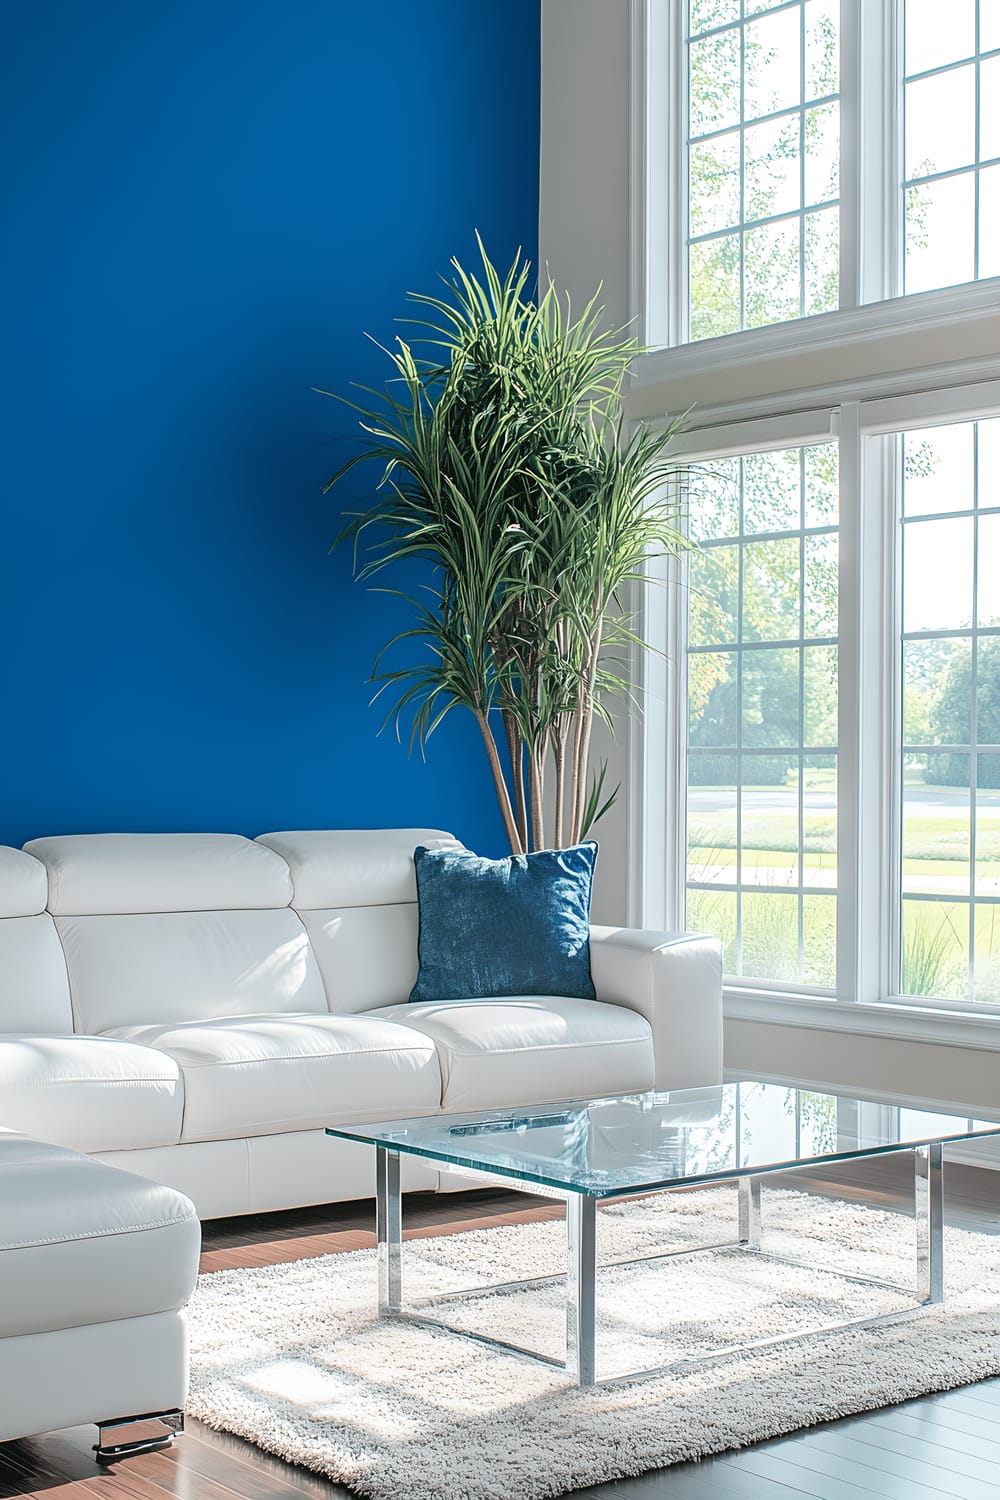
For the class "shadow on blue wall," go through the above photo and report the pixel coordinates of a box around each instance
[1,0,539,853]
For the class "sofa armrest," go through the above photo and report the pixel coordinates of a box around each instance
[589,926,723,1090]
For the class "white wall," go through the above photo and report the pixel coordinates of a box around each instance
[540,0,633,925]
[728,1018,998,1115]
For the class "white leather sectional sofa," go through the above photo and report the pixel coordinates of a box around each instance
[0,826,721,1453]
[0,827,723,1220]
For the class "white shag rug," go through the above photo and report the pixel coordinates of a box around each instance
[187,1185,1000,1500]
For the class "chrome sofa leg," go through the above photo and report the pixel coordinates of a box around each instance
[94,1409,183,1462]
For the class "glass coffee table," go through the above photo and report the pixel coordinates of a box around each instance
[327,1082,1000,1387]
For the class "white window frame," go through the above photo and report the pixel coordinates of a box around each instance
[629,379,1000,1051]
[631,0,999,354]
[620,0,1000,1048]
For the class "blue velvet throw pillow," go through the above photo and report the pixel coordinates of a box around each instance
[409,843,598,1003]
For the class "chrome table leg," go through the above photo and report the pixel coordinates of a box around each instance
[915,1141,944,1304]
[566,1194,597,1386]
[376,1145,402,1313]
[738,1174,761,1249]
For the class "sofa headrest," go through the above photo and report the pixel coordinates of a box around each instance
[24,833,293,915]
[256,829,461,909]
[0,846,48,918]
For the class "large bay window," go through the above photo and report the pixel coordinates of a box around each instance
[671,0,1000,344]
[624,0,1000,1025]
[669,406,1000,1015]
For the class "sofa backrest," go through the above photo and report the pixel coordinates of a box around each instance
[24,833,328,1033]
[256,829,460,1014]
[17,828,460,1033]
[0,847,74,1034]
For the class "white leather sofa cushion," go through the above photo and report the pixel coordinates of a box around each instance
[0,1130,199,1339]
[0,845,48,917]
[0,913,74,1034]
[299,905,419,1014]
[0,1035,183,1152]
[25,832,293,914]
[368,997,655,1112]
[56,907,329,1032]
[104,1012,442,1142]
[257,828,460,909]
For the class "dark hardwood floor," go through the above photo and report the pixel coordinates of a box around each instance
[2,1156,998,1500]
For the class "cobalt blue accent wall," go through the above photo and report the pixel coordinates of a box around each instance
[1,0,539,853]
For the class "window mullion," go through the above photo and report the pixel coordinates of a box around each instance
[848,0,899,306]
[838,0,862,308]
[836,404,889,1001]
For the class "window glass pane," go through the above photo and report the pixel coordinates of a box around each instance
[979,165,1000,279]
[690,133,741,235]
[802,756,837,886]
[690,544,739,644]
[977,515,1000,626]
[688,754,737,880]
[902,516,974,632]
[804,445,838,526]
[686,443,838,990]
[977,638,1000,749]
[744,219,801,327]
[904,0,976,76]
[802,893,837,985]
[981,3,1000,54]
[687,889,737,973]
[742,892,799,979]
[803,208,839,314]
[902,425,974,517]
[689,459,741,541]
[744,7,801,119]
[744,117,800,220]
[739,760,798,885]
[901,899,969,999]
[687,1,840,340]
[896,418,1000,1004]
[743,449,801,532]
[975,766,1000,896]
[689,29,742,137]
[689,651,738,745]
[689,236,742,341]
[803,644,837,745]
[904,638,972,745]
[905,68,975,180]
[902,754,970,897]
[742,538,800,640]
[905,173,977,293]
[689,0,739,33]
[973,906,1000,1000]
[981,56,1000,163]
[804,0,839,100]
[902,5,996,295]
[743,646,800,745]
[978,418,1000,500]
[803,102,839,206]
[804,533,838,636]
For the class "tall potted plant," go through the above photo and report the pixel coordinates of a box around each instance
[322,239,687,855]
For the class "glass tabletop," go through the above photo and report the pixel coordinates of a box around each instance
[326,1081,1000,1199]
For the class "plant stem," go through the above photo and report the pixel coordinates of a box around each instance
[552,722,568,848]
[571,620,604,843]
[502,707,529,850]
[476,712,524,854]
[529,741,545,852]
